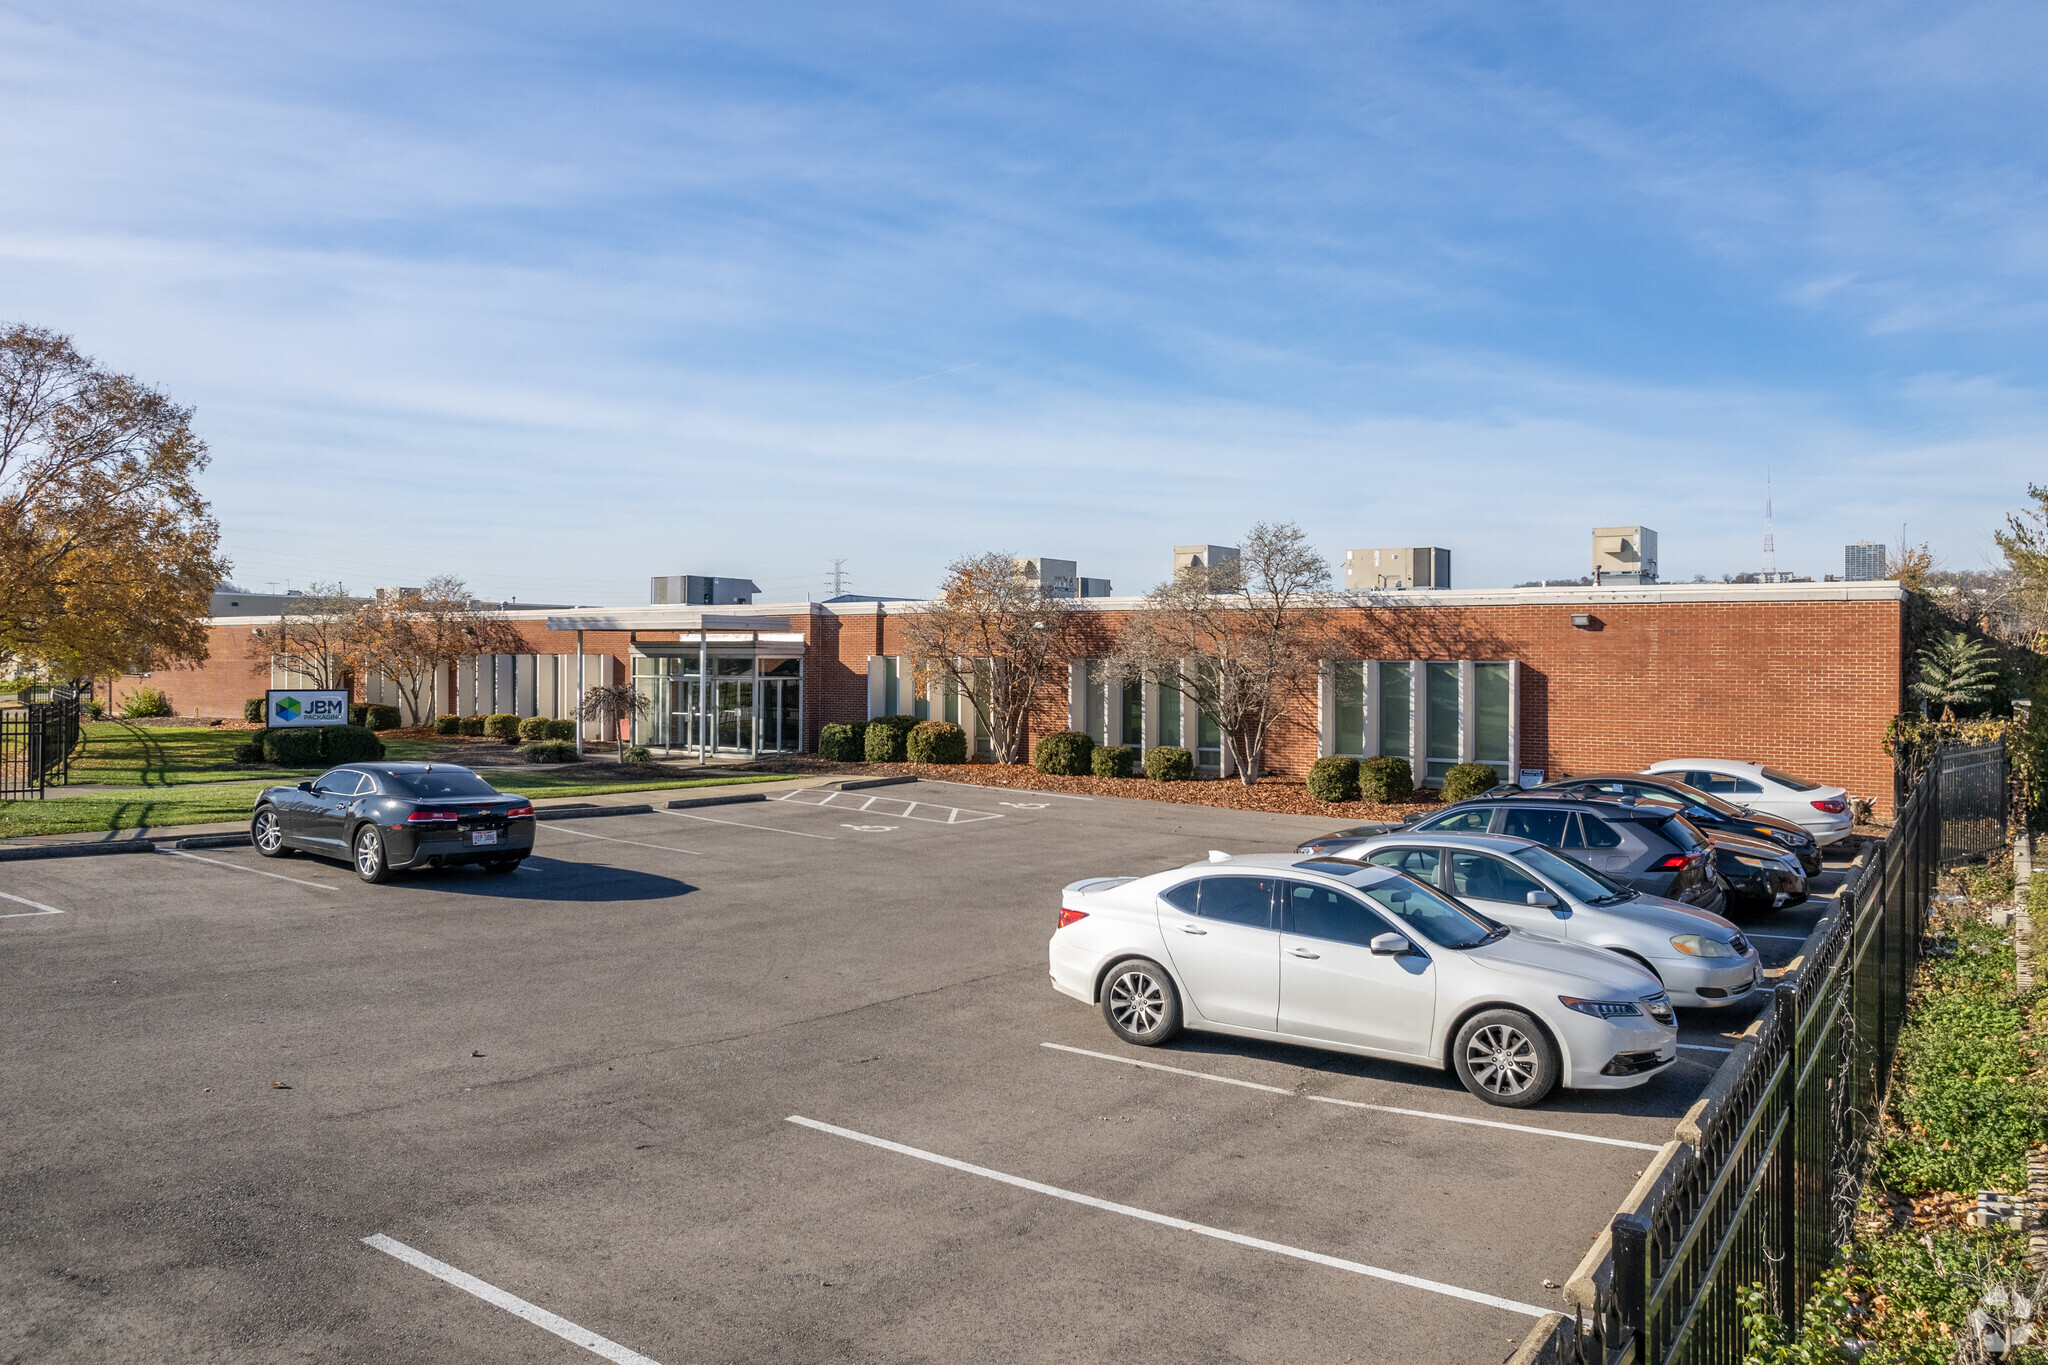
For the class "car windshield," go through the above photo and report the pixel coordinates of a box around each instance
[1761,768,1821,792]
[1360,877,1502,949]
[385,769,501,799]
[1510,845,1635,904]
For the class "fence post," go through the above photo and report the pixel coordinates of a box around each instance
[1612,1211,1650,1361]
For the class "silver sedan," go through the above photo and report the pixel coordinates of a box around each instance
[1328,831,1763,1009]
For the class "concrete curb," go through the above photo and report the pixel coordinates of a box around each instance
[175,833,253,850]
[833,775,918,791]
[533,804,654,822]
[0,838,157,862]
[667,793,769,809]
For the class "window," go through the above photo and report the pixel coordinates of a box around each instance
[1577,814,1623,848]
[313,771,365,796]
[1473,662,1511,779]
[1195,876,1276,929]
[1502,808,1574,847]
[1448,852,1547,904]
[1333,661,1365,756]
[1424,662,1460,781]
[1378,663,1411,758]
[1417,808,1492,833]
[1760,768,1820,792]
[1160,880,1201,915]
[1280,881,1394,946]
[1364,847,1441,882]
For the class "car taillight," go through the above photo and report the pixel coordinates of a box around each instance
[1811,797,1847,814]
[407,810,459,823]
[505,805,535,819]
[1057,908,1087,929]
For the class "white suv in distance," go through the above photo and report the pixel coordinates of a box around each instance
[1642,760,1853,846]
[1049,852,1677,1108]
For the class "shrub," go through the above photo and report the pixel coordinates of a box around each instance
[1438,763,1499,803]
[349,703,369,727]
[1091,745,1137,779]
[518,716,551,742]
[1145,745,1195,782]
[1359,756,1413,802]
[520,739,578,763]
[262,727,324,766]
[1308,755,1361,803]
[319,724,385,763]
[434,714,461,735]
[484,713,521,742]
[543,718,575,742]
[243,697,265,724]
[907,721,968,765]
[865,714,919,763]
[818,721,867,762]
[460,715,486,737]
[364,704,401,731]
[120,687,173,718]
[1033,730,1095,776]
[621,745,651,763]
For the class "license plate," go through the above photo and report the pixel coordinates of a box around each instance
[471,830,498,846]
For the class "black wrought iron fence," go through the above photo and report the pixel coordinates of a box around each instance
[0,686,81,799]
[1521,742,1993,1365]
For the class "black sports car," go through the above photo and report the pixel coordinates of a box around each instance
[251,762,535,883]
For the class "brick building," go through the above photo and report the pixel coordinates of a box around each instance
[120,581,1907,812]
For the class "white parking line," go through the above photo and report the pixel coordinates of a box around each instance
[0,890,65,919]
[160,848,338,891]
[546,825,703,856]
[1042,1043,1662,1152]
[361,1234,662,1364]
[785,1116,1547,1317]
[654,809,835,840]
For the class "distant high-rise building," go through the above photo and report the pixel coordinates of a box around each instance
[1844,542,1887,581]
[1592,526,1658,585]
[1344,547,1450,591]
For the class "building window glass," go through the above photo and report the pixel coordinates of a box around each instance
[1425,662,1460,781]
[883,657,899,716]
[1474,662,1511,779]
[1157,678,1182,749]
[1121,679,1143,748]
[1334,661,1365,756]
[1378,662,1411,758]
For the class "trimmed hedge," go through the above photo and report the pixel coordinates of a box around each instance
[907,721,967,765]
[460,715,486,737]
[1438,762,1499,803]
[1360,756,1413,803]
[520,739,577,763]
[819,721,868,762]
[1308,755,1361,803]
[1145,745,1194,782]
[484,713,521,742]
[543,718,575,742]
[364,704,401,732]
[243,697,265,724]
[518,716,551,742]
[1033,730,1094,776]
[434,714,461,735]
[1091,745,1137,779]
[865,714,919,763]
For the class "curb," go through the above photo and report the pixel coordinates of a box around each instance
[534,804,654,822]
[667,793,769,809]
[834,776,918,791]
[0,838,157,862]
[176,833,253,850]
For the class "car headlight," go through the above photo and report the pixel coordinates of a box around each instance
[1671,933,1737,959]
[1560,996,1642,1019]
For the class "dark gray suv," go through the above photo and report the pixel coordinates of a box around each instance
[1300,795,1728,915]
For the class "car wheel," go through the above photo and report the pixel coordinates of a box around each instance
[251,808,289,858]
[353,825,392,884]
[1100,958,1181,1046]
[1453,1009,1560,1108]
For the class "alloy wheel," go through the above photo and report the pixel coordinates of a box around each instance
[1107,968,1166,1035]
[1465,1023,1537,1097]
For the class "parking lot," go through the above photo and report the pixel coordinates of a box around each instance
[0,781,1851,1364]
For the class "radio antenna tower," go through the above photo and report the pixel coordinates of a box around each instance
[826,559,851,596]
[1762,469,1776,579]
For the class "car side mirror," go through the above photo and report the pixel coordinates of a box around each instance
[1369,932,1412,956]
[1525,890,1558,908]
[297,781,314,792]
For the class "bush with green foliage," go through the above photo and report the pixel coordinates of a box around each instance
[621,745,651,763]
[865,714,919,762]
[520,739,578,763]
[1145,745,1194,782]
[484,713,521,742]
[1438,763,1499,803]
[460,715,486,737]
[120,687,173,718]
[517,716,550,742]
[363,704,401,731]
[434,714,461,735]
[819,721,867,762]
[907,721,968,765]
[1359,756,1413,802]
[261,727,323,765]
[1307,755,1361,803]
[1091,745,1137,779]
[243,697,265,724]
[1033,730,1095,776]
[543,718,575,742]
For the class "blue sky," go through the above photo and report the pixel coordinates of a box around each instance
[3,2,2044,601]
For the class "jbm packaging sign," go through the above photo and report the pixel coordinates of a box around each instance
[266,689,349,727]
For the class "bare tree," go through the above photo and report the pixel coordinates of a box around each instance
[578,682,650,760]
[355,575,527,724]
[1111,521,1334,785]
[898,551,1082,764]
[248,583,366,691]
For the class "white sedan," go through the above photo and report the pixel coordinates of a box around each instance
[1642,759,1853,845]
[1049,852,1677,1108]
